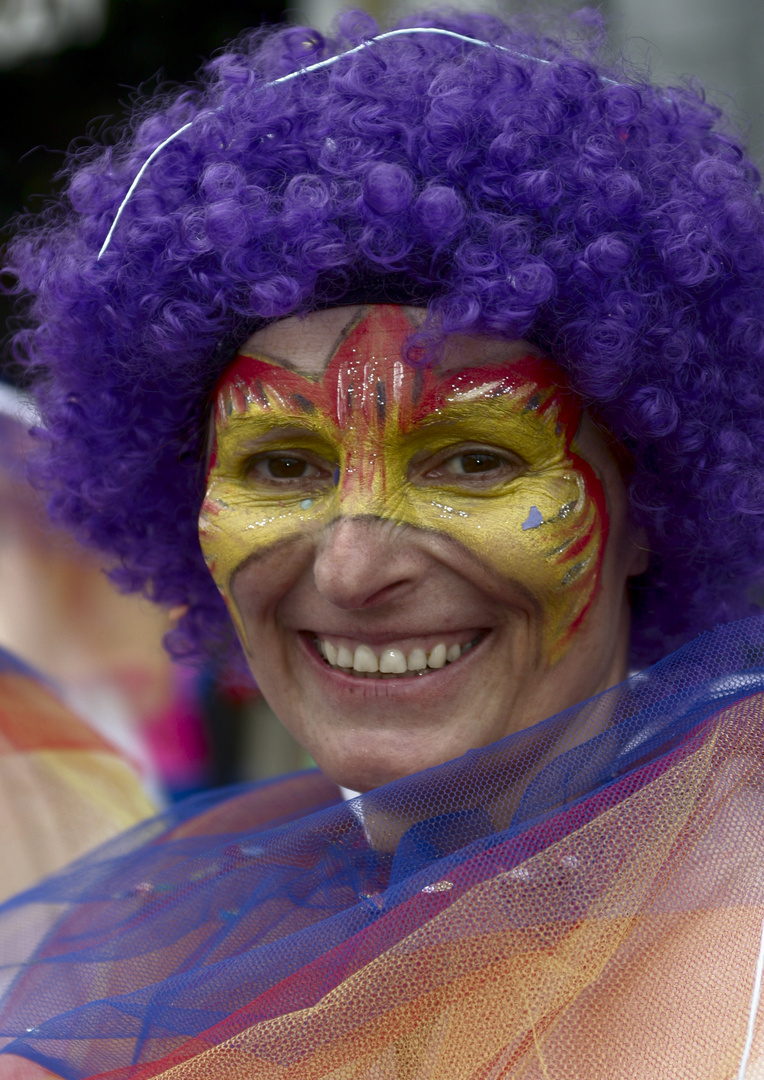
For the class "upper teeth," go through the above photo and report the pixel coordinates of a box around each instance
[317,639,471,676]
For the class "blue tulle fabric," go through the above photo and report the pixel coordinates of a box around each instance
[0,616,763,1078]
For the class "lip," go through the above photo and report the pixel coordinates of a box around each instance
[296,628,491,700]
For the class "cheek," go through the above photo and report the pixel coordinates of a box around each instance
[198,473,327,608]
[200,495,323,658]
[393,464,607,663]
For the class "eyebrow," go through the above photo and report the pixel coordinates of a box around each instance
[221,419,328,448]
[408,396,558,429]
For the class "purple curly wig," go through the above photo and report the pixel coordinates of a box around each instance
[6,7,764,669]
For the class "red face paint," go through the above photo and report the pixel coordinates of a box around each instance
[200,306,607,662]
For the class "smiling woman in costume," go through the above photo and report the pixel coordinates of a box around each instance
[205,304,641,791]
[2,8,764,1079]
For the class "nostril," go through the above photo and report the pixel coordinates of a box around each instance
[360,582,406,608]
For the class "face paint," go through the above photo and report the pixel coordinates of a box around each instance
[200,306,608,663]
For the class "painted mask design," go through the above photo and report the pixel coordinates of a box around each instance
[200,306,608,662]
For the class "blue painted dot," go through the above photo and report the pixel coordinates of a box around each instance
[300,499,313,510]
[522,505,544,531]
[333,466,340,487]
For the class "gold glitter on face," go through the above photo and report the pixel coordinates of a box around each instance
[200,306,608,663]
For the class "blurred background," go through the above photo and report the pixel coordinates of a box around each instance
[0,0,761,801]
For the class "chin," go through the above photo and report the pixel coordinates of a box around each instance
[312,747,417,794]
[308,725,477,793]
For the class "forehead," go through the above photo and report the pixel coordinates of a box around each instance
[238,305,544,375]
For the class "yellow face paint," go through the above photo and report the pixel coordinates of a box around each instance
[200,306,608,663]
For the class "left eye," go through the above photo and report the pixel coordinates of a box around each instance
[442,451,506,475]
[420,446,523,485]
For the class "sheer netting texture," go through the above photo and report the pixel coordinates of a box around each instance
[0,649,155,906]
[2,618,764,1079]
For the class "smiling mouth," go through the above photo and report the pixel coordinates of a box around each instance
[312,634,485,679]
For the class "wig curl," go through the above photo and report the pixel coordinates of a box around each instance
[7,7,764,668]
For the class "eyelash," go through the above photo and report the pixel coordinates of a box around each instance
[246,453,334,484]
[243,445,524,489]
[422,446,525,484]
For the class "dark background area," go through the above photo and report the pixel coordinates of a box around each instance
[0,0,290,375]
[3,0,763,384]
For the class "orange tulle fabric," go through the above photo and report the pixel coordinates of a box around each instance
[0,659,156,903]
[1,624,764,1079]
[84,699,764,1080]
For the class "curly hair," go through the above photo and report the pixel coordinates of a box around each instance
[6,6,764,670]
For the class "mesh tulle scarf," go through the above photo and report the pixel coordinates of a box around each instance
[0,650,154,908]
[2,617,764,1079]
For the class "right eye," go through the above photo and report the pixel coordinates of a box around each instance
[440,450,508,476]
[253,456,321,479]
[246,452,334,486]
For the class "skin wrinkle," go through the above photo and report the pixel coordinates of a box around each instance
[196,305,645,790]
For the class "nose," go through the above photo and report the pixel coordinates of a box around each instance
[313,516,423,610]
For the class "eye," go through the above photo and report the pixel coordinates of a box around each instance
[419,444,524,486]
[442,451,506,475]
[247,453,332,484]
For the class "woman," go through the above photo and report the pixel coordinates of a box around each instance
[2,9,764,1078]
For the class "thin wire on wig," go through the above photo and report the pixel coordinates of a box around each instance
[97,26,616,260]
[8,8,764,673]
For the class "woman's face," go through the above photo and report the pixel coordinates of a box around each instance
[200,305,647,791]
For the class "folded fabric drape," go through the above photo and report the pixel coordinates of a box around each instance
[1,617,764,1079]
[0,650,155,905]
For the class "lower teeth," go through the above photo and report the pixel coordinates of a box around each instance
[342,668,434,680]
